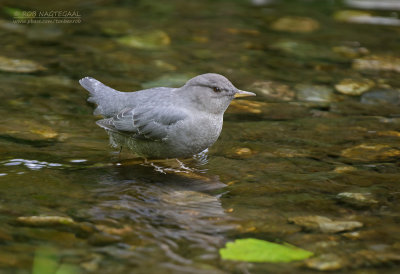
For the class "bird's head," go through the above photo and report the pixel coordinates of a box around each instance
[179,73,255,114]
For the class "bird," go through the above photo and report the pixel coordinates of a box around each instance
[79,73,256,159]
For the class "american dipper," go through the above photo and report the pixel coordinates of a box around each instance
[79,73,255,159]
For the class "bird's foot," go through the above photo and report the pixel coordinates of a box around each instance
[141,159,199,174]
[174,159,197,172]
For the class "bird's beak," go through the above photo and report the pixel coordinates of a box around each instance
[234,89,256,98]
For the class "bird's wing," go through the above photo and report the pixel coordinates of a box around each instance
[96,106,187,141]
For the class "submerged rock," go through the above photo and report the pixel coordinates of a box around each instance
[335,78,374,96]
[0,119,59,141]
[333,166,357,173]
[234,147,253,157]
[334,10,400,26]
[16,216,75,226]
[337,192,378,207]
[305,253,346,271]
[341,143,400,162]
[353,55,400,73]
[27,25,63,41]
[271,16,320,33]
[334,10,371,22]
[288,215,363,233]
[361,89,400,105]
[99,20,133,36]
[295,84,334,102]
[344,0,400,11]
[352,249,400,266]
[251,81,295,101]
[332,45,369,58]
[116,30,170,50]
[0,56,46,73]
[88,233,121,246]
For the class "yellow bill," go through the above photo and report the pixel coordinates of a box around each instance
[234,89,256,98]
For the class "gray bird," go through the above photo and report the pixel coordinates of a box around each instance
[79,73,255,159]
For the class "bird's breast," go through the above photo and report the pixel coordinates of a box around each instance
[167,113,223,155]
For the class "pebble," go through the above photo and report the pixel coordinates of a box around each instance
[288,215,363,233]
[337,192,378,207]
[295,84,334,102]
[116,30,170,49]
[271,16,320,32]
[0,119,59,141]
[333,166,357,173]
[251,81,295,101]
[235,147,253,157]
[353,55,400,73]
[305,253,346,271]
[332,45,369,58]
[335,78,374,96]
[16,216,75,226]
[334,10,400,26]
[341,143,400,162]
[88,233,121,246]
[361,89,400,105]
[0,56,45,73]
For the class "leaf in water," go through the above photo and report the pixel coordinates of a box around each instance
[56,263,81,274]
[32,246,59,274]
[3,7,23,18]
[219,238,313,262]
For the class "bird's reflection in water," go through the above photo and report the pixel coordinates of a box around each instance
[86,161,234,273]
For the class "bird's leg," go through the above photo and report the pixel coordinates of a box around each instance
[119,146,123,154]
[140,158,166,173]
[175,159,195,173]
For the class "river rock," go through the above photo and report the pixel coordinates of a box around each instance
[288,215,363,233]
[341,143,400,162]
[335,78,374,96]
[361,89,400,105]
[334,10,400,26]
[116,30,170,50]
[0,56,46,73]
[251,81,295,101]
[305,253,347,271]
[332,45,369,58]
[296,84,334,102]
[16,216,75,226]
[337,192,378,207]
[88,233,121,246]
[271,16,320,32]
[353,55,400,73]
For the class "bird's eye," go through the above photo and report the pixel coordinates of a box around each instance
[213,87,221,92]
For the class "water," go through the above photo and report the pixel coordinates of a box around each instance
[1,0,400,273]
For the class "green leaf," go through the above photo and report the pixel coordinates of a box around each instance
[219,238,314,263]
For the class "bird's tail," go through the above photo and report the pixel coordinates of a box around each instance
[79,77,124,117]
